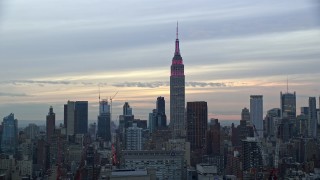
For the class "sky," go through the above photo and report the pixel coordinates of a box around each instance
[0,0,319,124]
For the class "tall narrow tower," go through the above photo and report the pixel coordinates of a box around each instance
[170,22,185,138]
[46,106,55,144]
[250,95,263,138]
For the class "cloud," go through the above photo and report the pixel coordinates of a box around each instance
[0,92,28,97]
[112,81,169,88]
[186,82,228,87]
[1,80,107,87]
[112,81,230,88]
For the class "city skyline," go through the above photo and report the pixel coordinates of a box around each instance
[0,0,320,122]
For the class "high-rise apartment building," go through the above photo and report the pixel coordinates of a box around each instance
[126,123,142,150]
[186,101,208,151]
[97,99,111,142]
[241,137,263,172]
[46,106,55,144]
[1,113,18,155]
[280,91,296,120]
[65,101,88,136]
[308,97,317,138]
[170,23,185,138]
[250,95,263,138]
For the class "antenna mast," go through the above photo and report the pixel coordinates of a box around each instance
[287,76,289,93]
[176,21,179,39]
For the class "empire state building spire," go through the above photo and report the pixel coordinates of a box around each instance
[175,22,181,56]
[170,22,185,138]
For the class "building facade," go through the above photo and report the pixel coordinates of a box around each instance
[123,150,186,180]
[186,101,208,151]
[123,102,132,116]
[241,137,263,172]
[156,96,167,128]
[65,101,88,136]
[308,97,317,138]
[126,123,142,150]
[170,24,185,138]
[241,107,250,123]
[250,95,263,138]
[97,99,111,142]
[46,106,55,144]
[1,113,18,155]
[280,91,296,120]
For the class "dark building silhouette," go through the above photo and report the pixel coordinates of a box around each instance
[149,97,167,133]
[241,107,250,123]
[75,101,88,134]
[301,107,309,116]
[206,119,221,155]
[281,91,296,120]
[64,104,68,128]
[35,139,50,174]
[123,102,132,116]
[156,96,167,128]
[97,99,111,142]
[64,101,88,135]
[278,117,294,142]
[46,106,55,144]
[265,108,281,138]
[186,101,208,151]
[308,97,317,138]
[170,23,185,138]
[241,138,263,172]
[1,113,18,155]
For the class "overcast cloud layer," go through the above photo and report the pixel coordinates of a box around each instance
[0,0,319,124]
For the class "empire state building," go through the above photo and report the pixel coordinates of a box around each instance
[170,23,185,138]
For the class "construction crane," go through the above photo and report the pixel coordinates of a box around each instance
[109,91,118,168]
[109,91,118,122]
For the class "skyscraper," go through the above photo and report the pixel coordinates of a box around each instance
[1,113,18,155]
[156,96,167,128]
[75,101,88,134]
[250,95,263,138]
[157,96,165,114]
[123,102,132,116]
[149,97,167,133]
[65,101,88,136]
[126,123,142,150]
[241,107,250,123]
[46,106,55,144]
[308,97,317,138]
[97,99,111,142]
[186,101,208,151]
[170,23,185,138]
[148,109,157,133]
[280,91,296,120]
[206,119,221,155]
[265,108,281,137]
